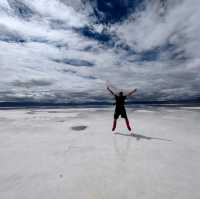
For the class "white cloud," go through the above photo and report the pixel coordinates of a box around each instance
[0,0,200,103]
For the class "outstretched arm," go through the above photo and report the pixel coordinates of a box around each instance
[127,88,137,96]
[107,86,115,96]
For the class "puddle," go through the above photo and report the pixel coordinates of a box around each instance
[71,125,88,131]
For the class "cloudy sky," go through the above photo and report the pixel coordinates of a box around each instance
[0,0,200,103]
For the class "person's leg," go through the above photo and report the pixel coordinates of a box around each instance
[112,119,117,131]
[113,110,119,132]
[125,118,131,131]
[121,108,131,131]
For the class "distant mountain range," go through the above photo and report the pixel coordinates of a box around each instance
[0,98,199,108]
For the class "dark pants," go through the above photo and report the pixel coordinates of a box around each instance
[112,106,131,131]
[114,106,127,119]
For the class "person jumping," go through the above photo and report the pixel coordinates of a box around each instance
[107,86,137,132]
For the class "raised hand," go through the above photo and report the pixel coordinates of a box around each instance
[127,88,137,96]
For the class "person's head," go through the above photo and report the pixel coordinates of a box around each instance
[119,91,123,96]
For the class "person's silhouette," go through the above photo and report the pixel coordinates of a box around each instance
[107,87,137,132]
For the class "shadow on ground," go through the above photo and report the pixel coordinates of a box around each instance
[114,132,172,142]
[71,125,88,131]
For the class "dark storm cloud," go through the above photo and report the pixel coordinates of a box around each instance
[7,0,35,18]
[53,58,95,67]
[12,79,53,88]
[0,25,26,43]
[50,19,70,30]
[62,69,77,74]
